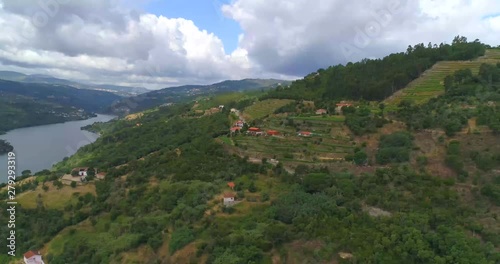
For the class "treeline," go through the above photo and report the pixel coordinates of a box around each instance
[262,36,486,102]
[0,139,13,154]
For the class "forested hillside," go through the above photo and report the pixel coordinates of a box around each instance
[0,94,95,134]
[263,36,486,102]
[1,37,499,264]
[0,80,122,113]
[109,79,289,115]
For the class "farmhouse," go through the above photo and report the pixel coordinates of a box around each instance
[316,109,328,115]
[230,126,242,133]
[297,131,312,137]
[335,101,353,114]
[71,167,89,177]
[267,130,280,136]
[223,192,236,206]
[23,250,45,264]
[247,127,264,136]
[235,120,245,127]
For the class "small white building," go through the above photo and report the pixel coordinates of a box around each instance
[24,251,45,264]
[72,167,89,177]
[223,193,235,206]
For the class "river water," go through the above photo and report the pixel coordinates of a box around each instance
[0,114,116,183]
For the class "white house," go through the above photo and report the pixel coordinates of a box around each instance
[24,251,45,264]
[72,167,89,177]
[223,192,235,206]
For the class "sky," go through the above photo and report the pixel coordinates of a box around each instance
[0,0,499,89]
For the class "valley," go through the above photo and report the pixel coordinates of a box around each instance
[1,38,499,264]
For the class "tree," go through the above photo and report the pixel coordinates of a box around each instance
[379,103,385,117]
[70,181,77,188]
[248,181,257,193]
[21,170,31,177]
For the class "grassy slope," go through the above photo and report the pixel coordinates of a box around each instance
[384,49,500,108]
[16,183,95,210]
[242,99,294,121]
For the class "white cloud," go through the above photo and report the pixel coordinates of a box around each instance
[223,0,500,76]
[0,0,268,88]
[0,0,499,89]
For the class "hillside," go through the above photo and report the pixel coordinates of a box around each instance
[108,78,291,115]
[0,80,122,113]
[0,71,150,96]
[384,48,500,107]
[0,93,95,134]
[1,38,499,264]
[263,36,486,104]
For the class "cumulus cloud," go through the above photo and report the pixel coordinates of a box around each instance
[0,0,499,88]
[0,0,259,88]
[223,0,500,76]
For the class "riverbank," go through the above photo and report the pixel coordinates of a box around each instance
[0,114,116,183]
[0,139,13,155]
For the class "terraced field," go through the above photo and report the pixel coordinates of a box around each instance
[229,117,355,164]
[242,99,294,120]
[384,49,500,108]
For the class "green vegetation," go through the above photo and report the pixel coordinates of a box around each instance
[243,99,294,120]
[0,79,121,113]
[385,49,500,106]
[1,38,500,264]
[397,62,500,136]
[344,106,388,135]
[264,36,486,103]
[0,94,95,134]
[376,131,414,164]
[0,139,13,154]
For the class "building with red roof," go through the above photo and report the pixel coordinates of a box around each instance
[297,131,312,137]
[223,192,236,206]
[267,130,280,136]
[23,250,45,264]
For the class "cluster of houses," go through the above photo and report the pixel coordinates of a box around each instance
[23,250,44,264]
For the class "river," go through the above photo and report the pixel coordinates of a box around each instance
[0,114,116,183]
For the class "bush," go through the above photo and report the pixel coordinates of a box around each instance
[169,227,195,253]
[376,132,413,164]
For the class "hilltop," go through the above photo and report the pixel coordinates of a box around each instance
[108,78,291,115]
[0,70,150,96]
[1,37,499,264]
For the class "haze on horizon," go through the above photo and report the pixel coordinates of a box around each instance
[0,0,499,89]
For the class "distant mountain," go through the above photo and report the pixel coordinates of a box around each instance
[0,79,122,113]
[0,71,150,96]
[109,78,291,115]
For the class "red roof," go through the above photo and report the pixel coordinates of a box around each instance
[24,251,38,258]
[227,182,235,188]
[267,130,280,135]
[299,131,311,135]
[248,127,260,131]
[230,127,241,132]
[223,192,235,198]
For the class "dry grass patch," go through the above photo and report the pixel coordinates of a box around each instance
[17,182,95,210]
